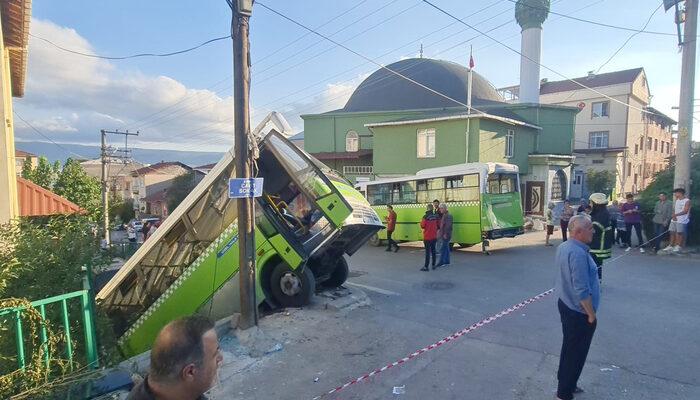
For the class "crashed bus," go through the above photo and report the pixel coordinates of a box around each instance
[97,131,383,356]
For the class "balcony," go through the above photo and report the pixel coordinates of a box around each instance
[343,165,373,175]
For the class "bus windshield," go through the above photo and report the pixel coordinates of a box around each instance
[487,173,519,194]
[267,134,333,201]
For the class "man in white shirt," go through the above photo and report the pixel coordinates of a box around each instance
[662,188,691,253]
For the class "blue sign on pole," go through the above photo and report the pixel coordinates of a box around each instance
[228,178,264,199]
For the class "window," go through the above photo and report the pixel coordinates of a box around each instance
[592,159,604,164]
[634,144,639,155]
[591,101,610,118]
[627,162,632,177]
[505,130,515,158]
[487,173,518,194]
[345,131,359,152]
[647,137,652,150]
[445,174,480,202]
[661,141,665,153]
[589,131,609,149]
[654,139,658,151]
[416,178,444,203]
[367,184,391,205]
[417,128,435,158]
[390,181,417,204]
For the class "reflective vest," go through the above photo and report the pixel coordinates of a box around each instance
[590,208,613,261]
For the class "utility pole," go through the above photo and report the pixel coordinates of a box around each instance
[231,0,257,329]
[100,129,138,246]
[674,0,697,191]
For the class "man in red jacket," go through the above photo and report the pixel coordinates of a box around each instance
[420,204,439,271]
[385,205,399,252]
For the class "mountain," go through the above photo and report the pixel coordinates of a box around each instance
[15,141,225,167]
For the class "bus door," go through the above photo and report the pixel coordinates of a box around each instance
[260,132,352,256]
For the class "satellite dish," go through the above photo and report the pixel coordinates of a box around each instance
[252,111,294,138]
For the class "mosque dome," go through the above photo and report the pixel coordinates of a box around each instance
[342,58,504,113]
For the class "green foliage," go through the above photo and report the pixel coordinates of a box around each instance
[638,152,700,245]
[109,196,135,225]
[0,215,119,396]
[21,157,59,190]
[585,169,614,196]
[53,159,101,221]
[167,171,197,213]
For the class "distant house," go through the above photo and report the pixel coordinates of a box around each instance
[193,163,217,175]
[131,162,193,216]
[15,149,38,175]
[143,189,169,217]
[80,159,145,202]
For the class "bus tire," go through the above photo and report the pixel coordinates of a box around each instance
[323,257,349,288]
[458,243,475,248]
[270,263,315,308]
[368,233,383,247]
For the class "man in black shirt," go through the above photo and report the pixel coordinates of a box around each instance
[128,316,222,400]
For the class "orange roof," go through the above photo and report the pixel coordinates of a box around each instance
[17,177,82,216]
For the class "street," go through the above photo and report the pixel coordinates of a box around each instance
[213,232,700,400]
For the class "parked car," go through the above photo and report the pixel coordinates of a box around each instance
[130,220,143,231]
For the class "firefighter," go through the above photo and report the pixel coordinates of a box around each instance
[589,193,613,285]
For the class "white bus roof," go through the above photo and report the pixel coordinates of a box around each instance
[358,162,519,187]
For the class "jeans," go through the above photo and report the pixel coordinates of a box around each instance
[625,222,643,247]
[438,238,451,265]
[423,240,436,268]
[653,223,667,252]
[557,299,597,400]
[386,230,398,250]
[560,220,569,242]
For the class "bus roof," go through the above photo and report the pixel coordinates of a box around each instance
[358,162,519,188]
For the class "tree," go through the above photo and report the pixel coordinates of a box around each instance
[110,196,135,224]
[53,158,101,220]
[167,171,197,213]
[586,169,614,196]
[21,157,59,190]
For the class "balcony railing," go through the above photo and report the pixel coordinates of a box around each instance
[343,165,373,175]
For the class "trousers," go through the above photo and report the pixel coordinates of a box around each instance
[438,237,451,265]
[560,220,569,241]
[386,230,398,250]
[625,222,643,247]
[423,240,436,268]
[557,299,597,400]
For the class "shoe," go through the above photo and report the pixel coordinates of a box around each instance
[394,246,399,253]
[435,263,444,268]
[431,264,437,270]
[625,247,631,252]
[672,246,681,253]
[662,245,674,252]
[574,386,584,394]
[639,248,645,253]
[420,267,429,271]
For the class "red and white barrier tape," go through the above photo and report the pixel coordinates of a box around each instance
[312,288,554,399]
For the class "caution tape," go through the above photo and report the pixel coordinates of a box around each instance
[312,288,554,399]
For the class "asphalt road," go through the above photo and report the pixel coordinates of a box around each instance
[213,232,700,400]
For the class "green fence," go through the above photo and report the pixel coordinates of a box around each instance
[0,281,99,373]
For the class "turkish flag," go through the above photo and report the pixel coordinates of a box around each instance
[469,54,474,69]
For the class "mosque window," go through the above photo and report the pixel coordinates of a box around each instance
[505,130,515,158]
[345,131,359,152]
[417,128,435,158]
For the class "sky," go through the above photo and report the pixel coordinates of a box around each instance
[14,0,700,155]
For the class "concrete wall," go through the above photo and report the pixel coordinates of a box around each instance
[507,105,577,156]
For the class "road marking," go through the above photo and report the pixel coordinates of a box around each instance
[346,281,400,296]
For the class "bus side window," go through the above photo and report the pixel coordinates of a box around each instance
[416,180,429,204]
[427,178,444,203]
[368,184,391,205]
[446,174,479,202]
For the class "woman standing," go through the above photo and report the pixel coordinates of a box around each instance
[420,204,439,271]
[559,200,574,242]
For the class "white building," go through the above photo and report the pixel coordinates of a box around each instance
[499,68,676,199]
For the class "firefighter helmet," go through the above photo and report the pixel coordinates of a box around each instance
[589,192,608,205]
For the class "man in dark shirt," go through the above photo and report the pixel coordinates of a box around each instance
[620,193,644,252]
[128,316,222,400]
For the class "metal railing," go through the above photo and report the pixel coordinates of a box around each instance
[343,165,373,175]
[0,282,99,372]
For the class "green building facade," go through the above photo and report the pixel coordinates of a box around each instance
[301,58,578,215]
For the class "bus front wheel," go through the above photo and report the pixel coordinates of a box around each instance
[323,257,349,288]
[270,264,316,308]
[368,233,383,247]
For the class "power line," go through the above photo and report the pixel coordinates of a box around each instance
[14,111,91,160]
[29,33,230,60]
[502,0,679,37]
[420,0,668,120]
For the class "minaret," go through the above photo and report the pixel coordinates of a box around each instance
[515,0,550,103]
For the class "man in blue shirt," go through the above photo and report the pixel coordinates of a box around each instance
[554,215,600,400]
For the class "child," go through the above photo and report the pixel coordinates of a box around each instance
[545,202,555,246]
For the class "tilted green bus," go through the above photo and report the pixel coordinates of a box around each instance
[97,131,382,356]
[356,162,524,254]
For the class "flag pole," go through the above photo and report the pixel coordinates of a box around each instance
[466,45,474,164]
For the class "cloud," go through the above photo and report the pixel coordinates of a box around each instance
[15,19,236,152]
